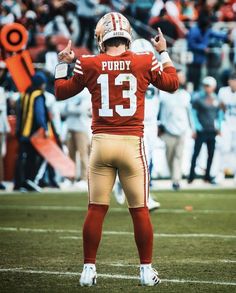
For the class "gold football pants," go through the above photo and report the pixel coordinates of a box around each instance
[88,134,149,208]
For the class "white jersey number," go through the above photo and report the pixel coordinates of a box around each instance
[98,73,137,117]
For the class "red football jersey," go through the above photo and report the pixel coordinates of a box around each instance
[55,51,178,136]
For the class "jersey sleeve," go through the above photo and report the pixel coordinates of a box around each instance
[149,53,179,92]
[54,58,85,100]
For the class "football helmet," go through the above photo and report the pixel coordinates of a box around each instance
[95,12,132,52]
[131,38,155,54]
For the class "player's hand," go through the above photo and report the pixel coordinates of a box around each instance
[58,40,75,64]
[151,28,167,53]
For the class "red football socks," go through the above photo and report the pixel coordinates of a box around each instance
[129,207,153,264]
[83,203,109,264]
[83,205,153,264]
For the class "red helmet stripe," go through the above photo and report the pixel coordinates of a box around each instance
[111,13,117,30]
[118,14,123,30]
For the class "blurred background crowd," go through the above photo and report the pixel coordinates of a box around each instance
[0,0,236,192]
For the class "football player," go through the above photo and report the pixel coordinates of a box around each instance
[113,39,161,210]
[54,12,178,287]
[131,38,161,209]
[217,72,236,182]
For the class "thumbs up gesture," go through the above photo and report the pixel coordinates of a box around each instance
[151,28,167,53]
[58,40,75,64]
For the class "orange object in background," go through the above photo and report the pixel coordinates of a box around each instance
[31,128,75,178]
[5,51,35,93]
[0,22,28,52]
[4,116,19,181]
[1,22,35,92]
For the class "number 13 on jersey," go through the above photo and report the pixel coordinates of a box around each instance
[98,73,137,117]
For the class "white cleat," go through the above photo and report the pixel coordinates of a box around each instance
[148,196,160,212]
[140,264,161,286]
[79,264,97,287]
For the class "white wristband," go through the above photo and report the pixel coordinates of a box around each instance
[160,51,171,64]
[55,63,69,79]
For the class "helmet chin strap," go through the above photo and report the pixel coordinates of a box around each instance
[99,42,105,53]
[95,37,104,53]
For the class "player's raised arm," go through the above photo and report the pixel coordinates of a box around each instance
[54,40,85,100]
[149,29,179,92]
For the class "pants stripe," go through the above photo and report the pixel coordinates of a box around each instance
[142,138,150,202]
[139,138,149,207]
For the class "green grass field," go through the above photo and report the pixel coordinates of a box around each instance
[0,189,236,292]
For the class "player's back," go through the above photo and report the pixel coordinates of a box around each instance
[76,50,158,137]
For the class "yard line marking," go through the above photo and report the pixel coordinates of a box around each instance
[175,259,236,264]
[100,260,236,266]
[153,233,236,239]
[0,227,79,233]
[59,236,82,240]
[161,278,236,286]
[100,262,139,268]
[0,205,236,214]
[0,268,235,286]
[0,227,236,239]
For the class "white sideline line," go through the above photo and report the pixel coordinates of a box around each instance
[221,260,236,263]
[0,227,236,239]
[0,227,79,233]
[0,205,236,214]
[0,268,235,286]
[99,259,236,267]
[59,236,82,240]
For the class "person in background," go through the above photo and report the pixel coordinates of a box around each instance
[131,38,161,209]
[113,38,161,210]
[0,3,16,25]
[37,90,62,188]
[132,0,154,25]
[14,72,49,191]
[149,8,179,47]
[76,0,98,52]
[188,76,223,184]
[44,15,71,39]
[20,10,38,47]
[217,72,236,183]
[230,27,236,71]
[179,0,198,23]
[151,0,180,19]
[0,61,11,190]
[218,0,236,22]
[187,12,227,91]
[65,88,92,191]
[159,69,194,190]
[36,36,59,93]
[150,0,187,39]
